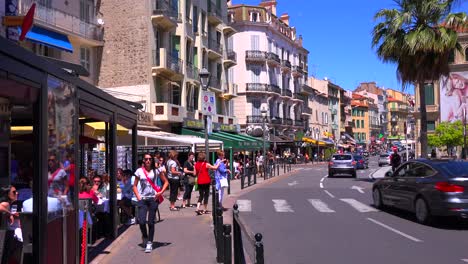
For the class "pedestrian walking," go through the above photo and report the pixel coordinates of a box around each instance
[194,152,219,215]
[215,151,230,211]
[390,148,402,172]
[133,153,169,253]
[182,152,196,208]
[166,150,183,211]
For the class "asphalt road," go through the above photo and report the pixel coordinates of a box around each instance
[235,157,468,264]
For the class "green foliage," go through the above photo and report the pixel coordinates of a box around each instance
[324,148,336,160]
[428,121,464,149]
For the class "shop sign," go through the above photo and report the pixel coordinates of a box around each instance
[219,123,238,133]
[2,16,24,26]
[137,145,191,153]
[183,118,204,130]
[5,0,19,41]
[137,112,153,126]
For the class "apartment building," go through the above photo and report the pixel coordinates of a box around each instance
[351,93,369,146]
[98,0,238,133]
[355,82,388,139]
[386,89,410,143]
[328,82,342,143]
[1,0,104,85]
[414,29,468,157]
[228,0,311,141]
[308,77,331,141]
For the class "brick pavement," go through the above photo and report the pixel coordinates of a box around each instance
[89,163,317,264]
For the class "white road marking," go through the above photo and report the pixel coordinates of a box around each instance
[462,259,468,263]
[319,175,327,189]
[236,200,252,212]
[319,182,324,188]
[340,198,379,213]
[272,199,294,212]
[367,218,423,242]
[288,180,298,186]
[351,185,365,194]
[324,190,335,198]
[308,199,335,213]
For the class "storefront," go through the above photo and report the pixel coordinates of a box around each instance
[0,37,138,263]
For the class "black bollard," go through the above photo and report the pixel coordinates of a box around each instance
[216,207,224,263]
[255,233,264,264]
[241,168,245,189]
[232,204,245,264]
[277,163,280,176]
[223,224,232,264]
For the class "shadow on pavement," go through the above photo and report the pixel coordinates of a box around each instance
[88,224,131,262]
[138,241,172,249]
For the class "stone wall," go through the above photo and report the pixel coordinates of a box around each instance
[98,0,151,88]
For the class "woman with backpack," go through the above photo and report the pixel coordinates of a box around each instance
[133,153,169,253]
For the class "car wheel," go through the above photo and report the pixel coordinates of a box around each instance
[352,171,357,178]
[328,172,333,178]
[415,197,432,225]
[378,164,382,167]
[372,188,384,209]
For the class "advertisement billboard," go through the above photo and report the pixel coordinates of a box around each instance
[440,71,468,122]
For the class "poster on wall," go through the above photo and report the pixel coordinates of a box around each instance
[440,71,468,122]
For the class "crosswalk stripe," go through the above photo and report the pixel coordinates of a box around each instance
[308,199,335,213]
[272,199,294,212]
[340,198,379,212]
[236,200,252,212]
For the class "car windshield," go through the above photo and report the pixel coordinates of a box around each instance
[380,154,389,158]
[332,155,352,160]
[353,155,363,160]
[433,162,468,178]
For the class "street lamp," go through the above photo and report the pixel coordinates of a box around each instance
[199,68,211,162]
[261,105,268,178]
[463,107,467,160]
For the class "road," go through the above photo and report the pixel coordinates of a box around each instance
[235,157,468,264]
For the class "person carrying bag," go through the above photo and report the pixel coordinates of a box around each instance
[182,152,196,208]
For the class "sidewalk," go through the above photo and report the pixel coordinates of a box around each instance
[89,166,300,264]
[370,166,392,179]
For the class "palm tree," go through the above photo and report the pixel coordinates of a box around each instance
[372,0,467,158]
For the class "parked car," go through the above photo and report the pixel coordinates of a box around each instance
[378,153,391,167]
[328,154,357,178]
[372,159,468,224]
[353,155,369,169]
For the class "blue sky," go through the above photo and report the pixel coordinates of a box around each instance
[232,0,468,94]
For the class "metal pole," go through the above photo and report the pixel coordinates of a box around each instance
[464,108,467,160]
[205,115,209,163]
[263,116,266,179]
[405,120,409,161]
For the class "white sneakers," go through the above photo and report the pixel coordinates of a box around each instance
[126,217,136,225]
[145,242,153,253]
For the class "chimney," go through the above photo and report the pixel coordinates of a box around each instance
[279,13,289,25]
[259,0,277,16]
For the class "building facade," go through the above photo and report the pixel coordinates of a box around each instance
[1,0,104,85]
[228,0,310,141]
[98,0,238,133]
[308,77,332,141]
[386,89,410,143]
[351,93,369,147]
[355,82,388,142]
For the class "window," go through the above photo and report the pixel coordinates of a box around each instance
[185,0,191,20]
[201,12,206,34]
[80,0,94,23]
[427,121,436,131]
[356,120,360,128]
[251,99,261,115]
[424,83,435,105]
[39,0,52,7]
[362,133,366,141]
[316,110,319,121]
[361,120,364,128]
[325,113,328,124]
[250,12,260,22]
[80,47,90,70]
[352,119,355,127]
[250,65,261,83]
[193,6,198,32]
[465,47,468,62]
[250,35,259,50]
[448,49,455,63]
[171,84,181,105]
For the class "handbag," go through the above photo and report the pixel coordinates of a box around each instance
[142,167,164,203]
[187,175,196,185]
[219,177,229,188]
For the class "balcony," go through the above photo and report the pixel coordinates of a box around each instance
[207,1,223,25]
[151,0,179,30]
[246,115,265,124]
[266,52,281,66]
[18,1,103,44]
[209,76,222,91]
[281,60,291,72]
[293,93,307,102]
[223,50,237,68]
[389,106,408,112]
[292,65,304,77]
[152,48,183,81]
[154,103,186,123]
[331,124,339,130]
[268,84,281,95]
[294,119,304,127]
[283,118,293,126]
[302,106,312,116]
[371,123,381,130]
[281,89,293,98]
[208,39,223,59]
[245,83,268,93]
[245,50,266,63]
[222,83,238,100]
[222,23,237,37]
[298,84,314,95]
[331,109,338,115]
[185,62,199,82]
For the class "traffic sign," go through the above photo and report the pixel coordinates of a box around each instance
[201,90,216,115]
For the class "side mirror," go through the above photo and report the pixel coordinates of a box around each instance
[385,171,393,178]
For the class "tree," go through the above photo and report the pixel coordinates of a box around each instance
[372,0,467,158]
[428,121,464,156]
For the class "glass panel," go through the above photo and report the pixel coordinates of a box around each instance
[424,83,434,105]
[427,121,435,131]
[47,75,76,219]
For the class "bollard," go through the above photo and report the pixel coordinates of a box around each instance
[233,204,245,264]
[255,233,264,264]
[241,169,245,190]
[216,207,224,263]
[283,162,286,173]
[223,224,232,264]
[253,166,257,184]
[277,163,280,176]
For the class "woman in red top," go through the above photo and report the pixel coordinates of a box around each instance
[194,152,219,215]
[78,177,99,204]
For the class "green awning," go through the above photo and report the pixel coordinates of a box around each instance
[181,128,267,150]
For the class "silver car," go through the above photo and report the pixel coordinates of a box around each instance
[378,153,391,167]
[328,154,357,178]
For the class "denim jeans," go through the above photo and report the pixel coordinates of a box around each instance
[137,199,159,242]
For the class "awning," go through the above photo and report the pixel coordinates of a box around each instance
[137,130,223,152]
[84,122,129,137]
[18,26,73,53]
[301,137,327,146]
[181,128,266,150]
[322,138,335,145]
[270,135,294,145]
[343,133,356,144]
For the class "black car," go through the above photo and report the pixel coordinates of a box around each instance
[372,159,468,224]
